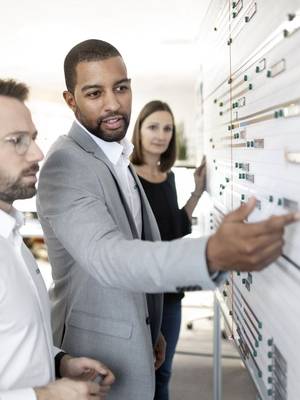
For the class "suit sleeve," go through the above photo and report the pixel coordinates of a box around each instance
[37,149,222,293]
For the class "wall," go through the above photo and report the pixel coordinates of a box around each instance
[197,1,300,399]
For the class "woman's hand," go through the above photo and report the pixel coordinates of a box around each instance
[193,155,206,196]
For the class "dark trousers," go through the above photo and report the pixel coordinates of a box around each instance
[154,296,182,400]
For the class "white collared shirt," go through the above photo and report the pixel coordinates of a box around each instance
[0,208,56,400]
[75,119,142,237]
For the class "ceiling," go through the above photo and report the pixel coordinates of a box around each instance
[0,0,210,97]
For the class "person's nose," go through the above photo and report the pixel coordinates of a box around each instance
[26,140,44,163]
[103,90,121,113]
[157,127,165,140]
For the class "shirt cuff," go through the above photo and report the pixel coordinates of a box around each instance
[53,346,62,357]
[210,271,228,285]
[0,388,36,400]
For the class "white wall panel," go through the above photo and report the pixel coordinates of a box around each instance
[198,1,300,398]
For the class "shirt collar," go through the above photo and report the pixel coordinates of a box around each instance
[75,119,134,166]
[0,207,24,239]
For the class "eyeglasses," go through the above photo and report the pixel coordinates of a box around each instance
[1,132,35,155]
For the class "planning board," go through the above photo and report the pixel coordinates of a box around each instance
[197,1,300,398]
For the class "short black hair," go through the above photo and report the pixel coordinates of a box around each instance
[64,39,122,93]
[0,79,29,102]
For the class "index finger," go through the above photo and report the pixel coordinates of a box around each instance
[246,212,300,236]
[79,358,110,377]
[280,211,300,225]
[199,155,206,168]
[195,155,206,169]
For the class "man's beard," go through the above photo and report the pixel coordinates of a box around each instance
[0,165,39,203]
[75,108,130,142]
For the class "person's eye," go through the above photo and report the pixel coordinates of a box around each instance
[148,125,158,131]
[87,91,101,98]
[115,85,129,93]
[7,136,22,145]
[164,126,173,132]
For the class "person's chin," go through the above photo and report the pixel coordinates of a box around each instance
[99,128,127,142]
[18,187,37,200]
[151,146,167,155]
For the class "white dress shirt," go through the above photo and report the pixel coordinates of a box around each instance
[0,208,56,400]
[75,119,142,237]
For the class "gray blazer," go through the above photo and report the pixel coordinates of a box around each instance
[37,122,219,400]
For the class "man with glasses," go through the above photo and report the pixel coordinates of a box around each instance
[0,78,115,400]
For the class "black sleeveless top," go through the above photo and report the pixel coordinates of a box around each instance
[138,171,192,301]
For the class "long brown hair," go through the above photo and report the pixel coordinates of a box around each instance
[131,100,176,172]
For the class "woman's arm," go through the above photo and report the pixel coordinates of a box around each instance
[183,157,206,221]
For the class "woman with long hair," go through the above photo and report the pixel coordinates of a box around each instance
[131,100,205,400]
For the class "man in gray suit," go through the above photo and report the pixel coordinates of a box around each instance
[37,39,298,400]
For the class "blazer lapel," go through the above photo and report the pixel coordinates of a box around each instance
[68,122,139,238]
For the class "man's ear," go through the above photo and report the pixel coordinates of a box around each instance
[63,91,76,112]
